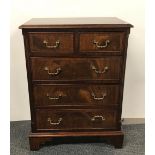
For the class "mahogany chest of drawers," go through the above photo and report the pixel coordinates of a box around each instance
[19,17,133,150]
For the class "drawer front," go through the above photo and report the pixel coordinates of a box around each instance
[33,84,120,106]
[36,109,118,131]
[79,32,124,52]
[29,32,74,53]
[31,57,122,81]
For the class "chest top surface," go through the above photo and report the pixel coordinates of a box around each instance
[19,17,133,29]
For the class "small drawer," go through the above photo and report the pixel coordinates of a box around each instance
[79,32,124,53]
[31,57,122,81]
[33,84,120,106]
[28,32,74,54]
[35,109,118,131]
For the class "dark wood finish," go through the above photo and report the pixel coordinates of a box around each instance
[105,134,124,148]
[33,84,120,106]
[35,108,118,131]
[31,57,122,81]
[29,131,124,150]
[29,32,74,53]
[23,33,36,132]
[29,135,52,151]
[79,32,124,52]
[20,18,132,150]
[19,17,133,29]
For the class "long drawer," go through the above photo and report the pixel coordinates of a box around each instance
[33,84,120,106]
[35,108,118,131]
[31,57,122,81]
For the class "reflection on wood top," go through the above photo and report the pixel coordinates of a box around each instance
[19,17,133,29]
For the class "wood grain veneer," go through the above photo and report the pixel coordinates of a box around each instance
[19,17,133,150]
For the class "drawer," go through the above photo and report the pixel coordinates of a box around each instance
[31,57,122,81]
[29,32,74,54]
[33,84,120,106]
[79,32,124,53]
[35,109,118,131]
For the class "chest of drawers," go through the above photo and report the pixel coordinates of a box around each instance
[19,17,133,150]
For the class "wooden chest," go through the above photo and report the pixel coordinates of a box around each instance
[19,17,133,150]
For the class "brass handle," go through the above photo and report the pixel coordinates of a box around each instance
[91,115,105,121]
[91,64,109,74]
[43,40,60,49]
[47,117,62,125]
[44,67,61,76]
[91,92,107,100]
[47,93,62,100]
[93,40,110,48]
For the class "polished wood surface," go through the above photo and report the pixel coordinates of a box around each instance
[31,57,122,81]
[20,17,132,150]
[35,108,118,131]
[33,84,120,106]
[29,32,74,53]
[79,32,124,52]
[19,17,133,29]
[29,131,124,150]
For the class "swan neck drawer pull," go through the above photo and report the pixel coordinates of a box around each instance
[44,67,61,76]
[91,64,109,74]
[91,115,105,121]
[46,93,62,100]
[47,117,62,125]
[91,92,107,100]
[93,40,110,48]
[43,40,60,49]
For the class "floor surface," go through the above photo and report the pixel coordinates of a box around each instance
[10,121,145,155]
